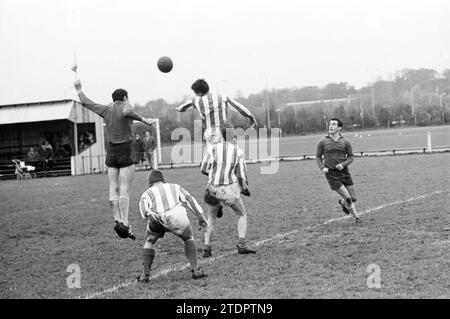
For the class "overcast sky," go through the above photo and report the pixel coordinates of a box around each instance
[0,0,448,106]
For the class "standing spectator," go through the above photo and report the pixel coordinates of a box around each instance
[38,134,46,147]
[132,133,145,165]
[143,131,156,169]
[51,133,61,150]
[61,132,72,155]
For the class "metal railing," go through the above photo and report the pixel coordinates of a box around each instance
[75,145,450,174]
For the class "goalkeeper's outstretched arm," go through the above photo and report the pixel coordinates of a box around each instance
[74,80,109,117]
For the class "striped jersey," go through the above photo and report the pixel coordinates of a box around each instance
[139,182,203,218]
[200,142,247,186]
[176,93,255,131]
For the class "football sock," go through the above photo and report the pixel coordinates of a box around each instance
[204,220,214,246]
[142,248,155,276]
[119,196,130,226]
[346,201,359,219]
[184,239,198,270]
[237,215,247,239]
[109,200,120,222]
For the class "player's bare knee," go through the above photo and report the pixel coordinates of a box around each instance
[109,195,119,204]
[119,186,130,196]
[109,192,119,202]
[231,201,246,216]
[145,232,159,245]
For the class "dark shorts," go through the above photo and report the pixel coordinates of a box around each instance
[135,151,144,163]
[325,168,353,191]
[105,142,135,169]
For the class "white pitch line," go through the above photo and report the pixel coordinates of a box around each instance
[80,190,443,299]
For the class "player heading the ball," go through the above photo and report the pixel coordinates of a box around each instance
[176,79,258,145]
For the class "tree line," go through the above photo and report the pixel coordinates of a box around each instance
[133,68,450,144]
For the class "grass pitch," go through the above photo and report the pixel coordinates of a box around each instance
[0,152,449,298]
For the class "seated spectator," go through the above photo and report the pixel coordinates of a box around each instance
[40,141,55,171]
[79,133,88,152]
[27,147,38,161]
[42,140,54,156]
[55,143,69,158]
[86,131,95,144]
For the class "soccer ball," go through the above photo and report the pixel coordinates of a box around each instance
[157,56,173,73]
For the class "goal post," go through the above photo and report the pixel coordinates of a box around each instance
[153,119,162,168]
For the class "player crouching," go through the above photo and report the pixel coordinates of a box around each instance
[136,170,209,283]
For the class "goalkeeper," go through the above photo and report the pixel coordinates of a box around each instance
[73,78,154,240]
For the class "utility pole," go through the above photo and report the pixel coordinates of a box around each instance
[276,109,281,138]
[291,90,297,134]
[440,93,446,124]
[371,83,376,121]
[265,80,270,129]
[411,85,417,126]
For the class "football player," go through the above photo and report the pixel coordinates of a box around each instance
[136,170,209,282]
[74,79,154,239]
[200,121,256,258]
[316,118,361,224]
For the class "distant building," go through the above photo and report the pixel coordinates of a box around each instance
[0,99,106,176]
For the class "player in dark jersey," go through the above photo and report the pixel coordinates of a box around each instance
[316,118,361,224]
[74,79,154,239]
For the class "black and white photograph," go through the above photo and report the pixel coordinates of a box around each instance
[0,0,449,303]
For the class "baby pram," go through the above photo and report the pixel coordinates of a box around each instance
[12,159,36,180]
